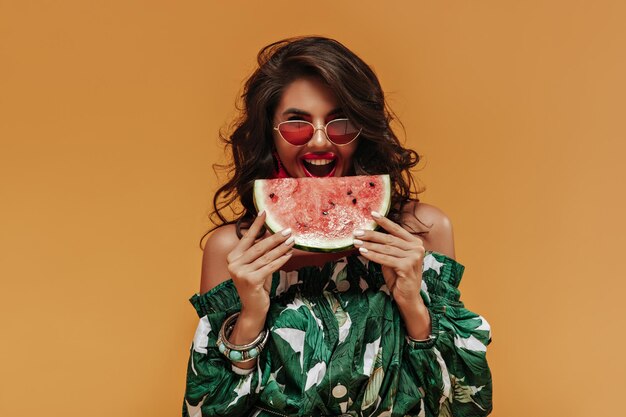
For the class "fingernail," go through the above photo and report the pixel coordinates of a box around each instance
[284,236,295,246]
[281,228,292,236]
[258,209,265,216]
[353,229,365,236]
[359,247,369,254]
[371,211,381,219]
[353,239,363,246]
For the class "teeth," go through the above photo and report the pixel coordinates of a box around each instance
[305,159,333,166]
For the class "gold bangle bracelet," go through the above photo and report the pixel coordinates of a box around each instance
[406,334,434,343]
[219,312,267,350]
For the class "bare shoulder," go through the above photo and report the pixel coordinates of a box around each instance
[401,200,456,260]
[199,223,241,294]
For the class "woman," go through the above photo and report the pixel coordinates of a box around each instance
[183,36,492,417]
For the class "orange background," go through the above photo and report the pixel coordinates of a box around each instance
[1,1,625,416]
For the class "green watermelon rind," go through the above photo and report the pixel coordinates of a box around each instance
[253,175,392,253]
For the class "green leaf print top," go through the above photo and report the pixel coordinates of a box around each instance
[183,251,492,417]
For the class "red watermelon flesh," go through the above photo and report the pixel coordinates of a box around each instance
[253,175,391,252]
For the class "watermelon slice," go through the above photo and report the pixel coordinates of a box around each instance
[253,175,391,252]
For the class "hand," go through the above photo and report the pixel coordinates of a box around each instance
[352,211,425,307]
[226,211,294,315]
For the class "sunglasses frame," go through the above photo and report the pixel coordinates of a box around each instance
[273,118,362,147]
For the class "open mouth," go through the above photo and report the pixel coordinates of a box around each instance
[301,154,337,177]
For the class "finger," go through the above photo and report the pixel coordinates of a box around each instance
[248,235,295,271]
[263,270,274,293]
[353,239,409,258]
[370,211,419,242]
[354,229,415,251]
[235,228,293,266]
[239,211,268,246]
[230,212,271,260]
[357,246,412,270]
[254,251,294,278]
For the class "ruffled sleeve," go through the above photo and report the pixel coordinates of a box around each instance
[182,280,265,417]
[399,252,493,417]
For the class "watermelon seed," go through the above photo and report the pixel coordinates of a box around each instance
[329,201,335,206]
[269,193,275,198]
[322,211,328,215]
[369,182,375,187]
[347,190,352,195]
[352,198,357,204]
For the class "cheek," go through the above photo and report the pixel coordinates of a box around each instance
[274,139,298,166]
[273,136,286,157]
[338,145,359,175]
[341,143,359,163]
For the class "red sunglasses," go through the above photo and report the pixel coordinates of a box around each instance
[273,119,362,146]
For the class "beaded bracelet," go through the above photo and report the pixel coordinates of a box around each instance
[216,312,269,363]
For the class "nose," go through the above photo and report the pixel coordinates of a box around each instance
[307,125,331,147]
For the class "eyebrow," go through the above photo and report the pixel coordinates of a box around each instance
[282,107,343,117]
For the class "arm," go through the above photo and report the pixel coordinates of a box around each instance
[395,202,457,340]
[353,202,456,340]
[355,203,492,416]
[184,225,257,417]
[400,251,493,417]
[402,208,492,416]
[200,225,268,371]
[183,215,294,417]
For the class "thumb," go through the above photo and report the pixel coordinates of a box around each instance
[381,266,396,293]
[263,273,274,294]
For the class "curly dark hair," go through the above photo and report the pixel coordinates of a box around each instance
[201,36,426,248]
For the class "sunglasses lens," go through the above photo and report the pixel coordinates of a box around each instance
[278,122,314,146]
[326,119,360,144]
